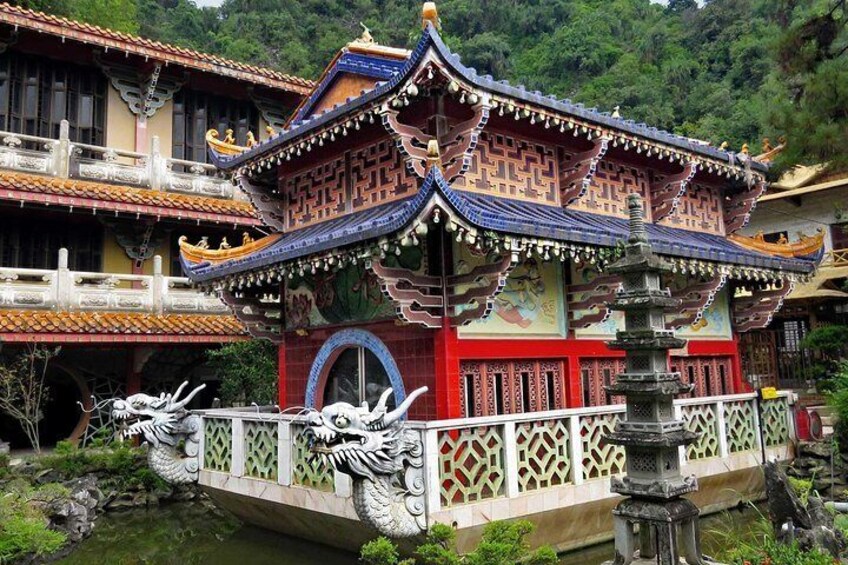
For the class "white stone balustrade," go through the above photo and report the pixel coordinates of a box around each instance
[196,391,795,529]
[0,120,240,200]
[0,249,227,315]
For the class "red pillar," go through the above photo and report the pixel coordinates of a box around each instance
[731,334,749,393]
[277,339,287,409]
[433,318,461,419]
[566,356,583,408]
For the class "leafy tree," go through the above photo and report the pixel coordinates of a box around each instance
[206,339,278,407]
[0,345,60,453]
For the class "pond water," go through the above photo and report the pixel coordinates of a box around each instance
[60,502,761,565]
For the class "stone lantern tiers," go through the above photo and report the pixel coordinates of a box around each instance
[603,193,712,565]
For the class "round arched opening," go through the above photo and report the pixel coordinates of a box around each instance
[306,329,406,411]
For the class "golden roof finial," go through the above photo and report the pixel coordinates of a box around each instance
[358,22,374,44]
[762,137,773,153]
[719,141,729,151]
[426,139,442,170]
[422,2,440,30]
[741,143,749,155]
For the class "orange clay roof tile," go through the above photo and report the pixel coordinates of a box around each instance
[0,310,247,337]
[0,2,314,94]
[0,170,259,222]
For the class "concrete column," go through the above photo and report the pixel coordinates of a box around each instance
[152,255,164,314]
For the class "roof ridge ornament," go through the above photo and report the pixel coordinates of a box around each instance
[422,2,441,30]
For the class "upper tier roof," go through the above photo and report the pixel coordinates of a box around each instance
[182,168,815,286]
[0,2,314,95]
[211,22,767,174]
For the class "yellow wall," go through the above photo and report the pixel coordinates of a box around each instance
[148,100,173,156]
[105,87,136,153]
[101,230,173,276]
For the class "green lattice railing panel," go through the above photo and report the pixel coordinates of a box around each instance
[580,413,625,480]
[682,403,720,461]
[439,425,505,507]
[203,418,232,472]
[291,424,334,492]
[516,419,572,492]
[725,400,758,453]
[244,420,278,481]
[761,398,790,447]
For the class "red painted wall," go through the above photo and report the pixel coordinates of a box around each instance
[281,320,437,420]
[280,320,745,421]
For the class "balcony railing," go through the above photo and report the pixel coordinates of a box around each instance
[0,120,238,200]
[825,247,848,267]
[197,391,794,519]
[0,249,227,315]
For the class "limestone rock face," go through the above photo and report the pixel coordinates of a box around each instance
[764,461,846,558]
[40,475,103,543]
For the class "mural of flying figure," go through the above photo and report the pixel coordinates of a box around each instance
[305,386,429,538]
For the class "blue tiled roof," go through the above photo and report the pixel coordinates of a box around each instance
[289,51,406,125]
[213,24,766,173]
[184,169,813,283]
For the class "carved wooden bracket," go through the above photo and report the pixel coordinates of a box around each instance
[220,290,282,342]
[724,179,766,234]
[382,103,489,181]
[567,273,621,329]
[238,176,285,231]
[95,54,185,118]
[651,161,698,221]
[100,218,166,262]
[368,251,515,328]
[559,137,609,206]
[666,274,726,330]
[250,91,290,131]
[732,283,793,333]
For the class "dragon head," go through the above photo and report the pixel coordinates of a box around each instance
[112,381,206,447]
[306,386,427,480]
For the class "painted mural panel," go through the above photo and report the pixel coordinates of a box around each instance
[284,247,423,329]
[458,245,566,337]
[570,263,731,339]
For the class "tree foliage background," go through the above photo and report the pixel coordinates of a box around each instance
[10,0,847,172]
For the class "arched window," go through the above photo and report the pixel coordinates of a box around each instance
[322,346,394,410]
[306,329,407,411]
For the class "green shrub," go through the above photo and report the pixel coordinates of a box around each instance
[361,521,557,565]
[207,339,278,406]
[0,515,67,562]
[788,476,814,506]
[53,440,77,456]
[729,536,835,565]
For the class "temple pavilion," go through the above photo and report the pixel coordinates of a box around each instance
[181,4,821,422]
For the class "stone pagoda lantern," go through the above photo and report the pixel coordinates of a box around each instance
[603,193,711,565]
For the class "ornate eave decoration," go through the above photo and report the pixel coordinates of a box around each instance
[219,289,282,342]
[666,273,727,330]
[651,161,698,221]
[178,233,281,264]
[724,178,767,234]
[732,283,794,333]
[237,175,286,231]
[567,273,621,329]
[95,54,186,118]
[559,136,610,206]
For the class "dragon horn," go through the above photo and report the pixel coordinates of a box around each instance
[372,388,395,416]
[381,386,428,428]
[171,381,190,402]
[171,383,207,410]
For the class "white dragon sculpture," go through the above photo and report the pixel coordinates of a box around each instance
[306,386,428,538]
[111,381,206,484]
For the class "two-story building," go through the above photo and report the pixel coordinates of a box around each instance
[741,144,848,389]
[0,3,311,449]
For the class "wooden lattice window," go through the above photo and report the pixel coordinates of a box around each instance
[460,360,565,417]
[670,356,733,398]
[0,52,105,143]
[172,89,258,163]
[580,358,626,407]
